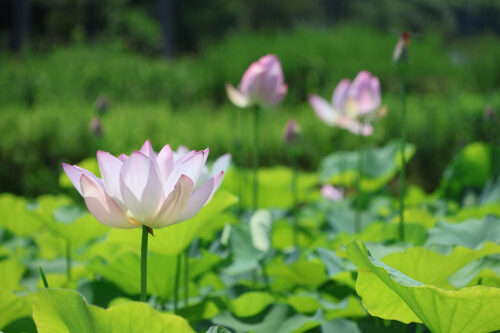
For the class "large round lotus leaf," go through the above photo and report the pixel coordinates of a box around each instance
[347,240,500,333]
[319,140,415,192]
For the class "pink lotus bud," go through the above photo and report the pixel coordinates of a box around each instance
[62,140,225,229]
[94,95,109,115]
[226,54,287,108]
[484,105,495,120]
[393,31,410,64]
[89,116,103,137]
[283,118,301,145]
[321,185,344,201]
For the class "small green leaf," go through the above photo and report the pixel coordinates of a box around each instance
[32,289,194,333]
[39,264,49,288]
[250,210,272,253]
[229,291,274,317]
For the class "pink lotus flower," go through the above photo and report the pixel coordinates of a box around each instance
[226,54,287,108]
[62,140,224,229]
[321,185,344,201]
[309,71,382,136]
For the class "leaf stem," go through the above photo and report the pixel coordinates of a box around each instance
[259,260,271,293]
[355,130,365,233]
[65,240,71,282]
[174,253,181,313]
[183,249,189,307]
[252,106,260,210]
[398,69,407,241]
[291,148,299,246]
[140,225,149,302]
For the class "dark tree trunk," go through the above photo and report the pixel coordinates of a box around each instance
[157,0,175,58]
[10,0,31,53]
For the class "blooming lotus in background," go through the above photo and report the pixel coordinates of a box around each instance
[309,70,384,136]
[226,54,287,108]
[62,140,225,229]
[321,185,344,201]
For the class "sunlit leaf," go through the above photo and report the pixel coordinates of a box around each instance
[229,291,274,317]
[32,289,194,332]
[347,239,500,333]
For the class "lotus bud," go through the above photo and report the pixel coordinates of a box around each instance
[89,116,103,138]
[94,95,109,115]
[283,118,301,145]
[321,185,344,201]
[393,31,410,64]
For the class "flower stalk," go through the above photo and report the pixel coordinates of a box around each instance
[174,253,181,313]
[252,106,260,210]
[398,68,407,241]
[65,240,71,282]
[184,249,189,307]
[140,225,149,302]
[355,126,366,233]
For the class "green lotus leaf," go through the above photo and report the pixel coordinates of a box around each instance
[229,291,274,317]
[89,249,219,300]
[453,203,500,221]
[0,193,42,237]
[427,216,500,248]
[221,166,319,208]
[319,140,415,192]
[32,288,194,332]
[206,326,231,333]
[33,195,108,250]
[0,290,31,330]
[439,142,492,199]
[0,258,25,291]
[347,239,500,333]
[267,257,328,291]
[213,304,323,333]
[285,294,365,320]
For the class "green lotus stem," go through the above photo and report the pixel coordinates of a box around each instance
[252,106,260,210]
[39,264,49,288]
[237,110,244,210]
[291,149,299,246]
[183,249,189,307]
[398,69,407,241]
[355,131,366,233]
[173,253,181,313]
[140,225,149,302]
[259,260,271,293]
[65,240,71,282]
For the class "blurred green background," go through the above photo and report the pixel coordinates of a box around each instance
[1,0,500,196]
